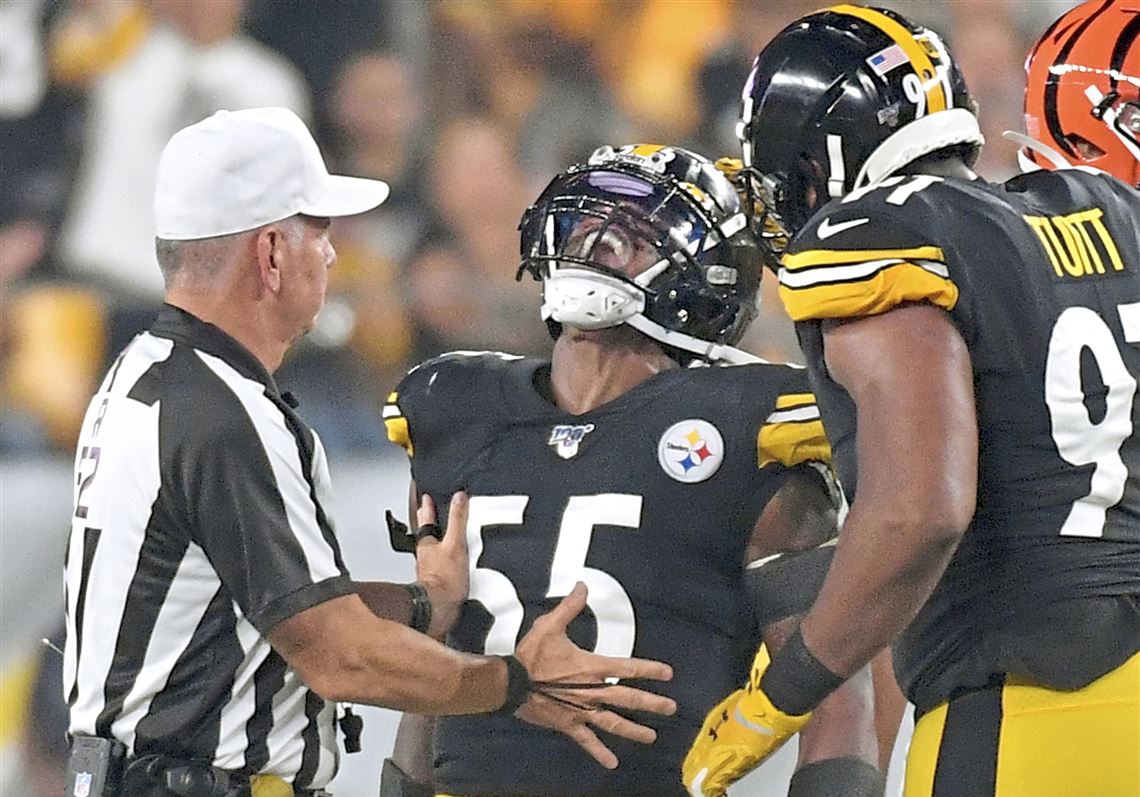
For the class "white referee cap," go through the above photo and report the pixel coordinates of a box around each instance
[154,107,389,241]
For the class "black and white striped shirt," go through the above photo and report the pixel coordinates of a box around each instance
[63,305,352,788]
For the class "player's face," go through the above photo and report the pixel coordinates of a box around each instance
[563,212,659,280]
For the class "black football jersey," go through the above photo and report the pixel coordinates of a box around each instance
[384,352,833,796]
[781,168,1140,711]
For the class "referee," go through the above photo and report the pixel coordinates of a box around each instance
[62,108,675,797]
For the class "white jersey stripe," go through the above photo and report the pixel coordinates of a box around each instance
[764,405,822,424]
[213,616,269,772]
[111,543,221,753]
[779,257,951,289]
[197,351,341,585]
[67,335,172,735]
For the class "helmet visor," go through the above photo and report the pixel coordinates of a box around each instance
[519,168,720,285]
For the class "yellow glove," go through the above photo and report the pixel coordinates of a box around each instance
[682,644,811,797]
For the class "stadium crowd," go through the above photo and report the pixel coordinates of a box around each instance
[1,0,1076,459]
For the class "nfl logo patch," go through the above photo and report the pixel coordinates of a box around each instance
[548,423,595,459]
[74,772,92,797]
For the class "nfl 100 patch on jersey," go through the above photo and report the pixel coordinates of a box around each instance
[547,423,595,459]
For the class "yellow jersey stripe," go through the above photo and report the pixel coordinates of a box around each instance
[830,4,948,113]
[783,246,944,271]
[758,418,832,469]
[779,261,959,321]
[384,416,413,455]
[775,393,815,410]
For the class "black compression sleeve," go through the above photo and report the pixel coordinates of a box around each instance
[788,757,885,797]
[745,545,835,629]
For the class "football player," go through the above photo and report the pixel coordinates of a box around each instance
[684,5,1140,797]
[380,144,883,796]
[1021,0,1139,186]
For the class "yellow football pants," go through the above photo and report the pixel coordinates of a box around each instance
[904,651,1140,797]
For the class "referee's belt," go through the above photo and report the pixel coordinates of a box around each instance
[122,754,330,797]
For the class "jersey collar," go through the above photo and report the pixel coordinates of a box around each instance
[149,304,282,396]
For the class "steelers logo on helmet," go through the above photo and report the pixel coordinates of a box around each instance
[657,419,724,483]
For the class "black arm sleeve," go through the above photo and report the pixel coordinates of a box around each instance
[745,543,836,629]
[788,757,884,797]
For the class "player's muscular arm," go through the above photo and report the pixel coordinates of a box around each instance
[748,474,882,787]
[682,306,971,795]
[743,466,838,629]
[390,713,435,789]
[745,466,836,564]
[801,303,977,678]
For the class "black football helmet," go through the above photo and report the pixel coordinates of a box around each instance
[517,144,766,365]
[738,4,983,240]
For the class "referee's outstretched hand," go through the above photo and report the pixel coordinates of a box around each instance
[415,492,469,639]
[514,583,677,770]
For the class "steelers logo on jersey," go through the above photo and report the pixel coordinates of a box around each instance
[657,419,724,483]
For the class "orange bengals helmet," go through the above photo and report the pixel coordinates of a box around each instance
[1024,0,1140,186]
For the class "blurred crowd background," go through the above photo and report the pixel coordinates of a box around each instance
[1,0,1081,458]
[0,1,1079,794]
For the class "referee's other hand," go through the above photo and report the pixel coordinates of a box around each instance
[415,492,469,639]
[514,583,677,769]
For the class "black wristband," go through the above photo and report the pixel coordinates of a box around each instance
[494,655,531,716]
[759,628,845,715]
[403,582,433,634]
[788,757,885,797]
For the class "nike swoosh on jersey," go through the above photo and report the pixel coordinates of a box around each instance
[816,216,870,239]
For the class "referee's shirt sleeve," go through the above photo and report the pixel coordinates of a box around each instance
[180,385,353,635]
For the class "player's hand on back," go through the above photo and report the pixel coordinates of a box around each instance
[513,583,677,769]
[414,492,469,639]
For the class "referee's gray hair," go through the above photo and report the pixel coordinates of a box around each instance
[155,217,304,284]
[155,236,233,283]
